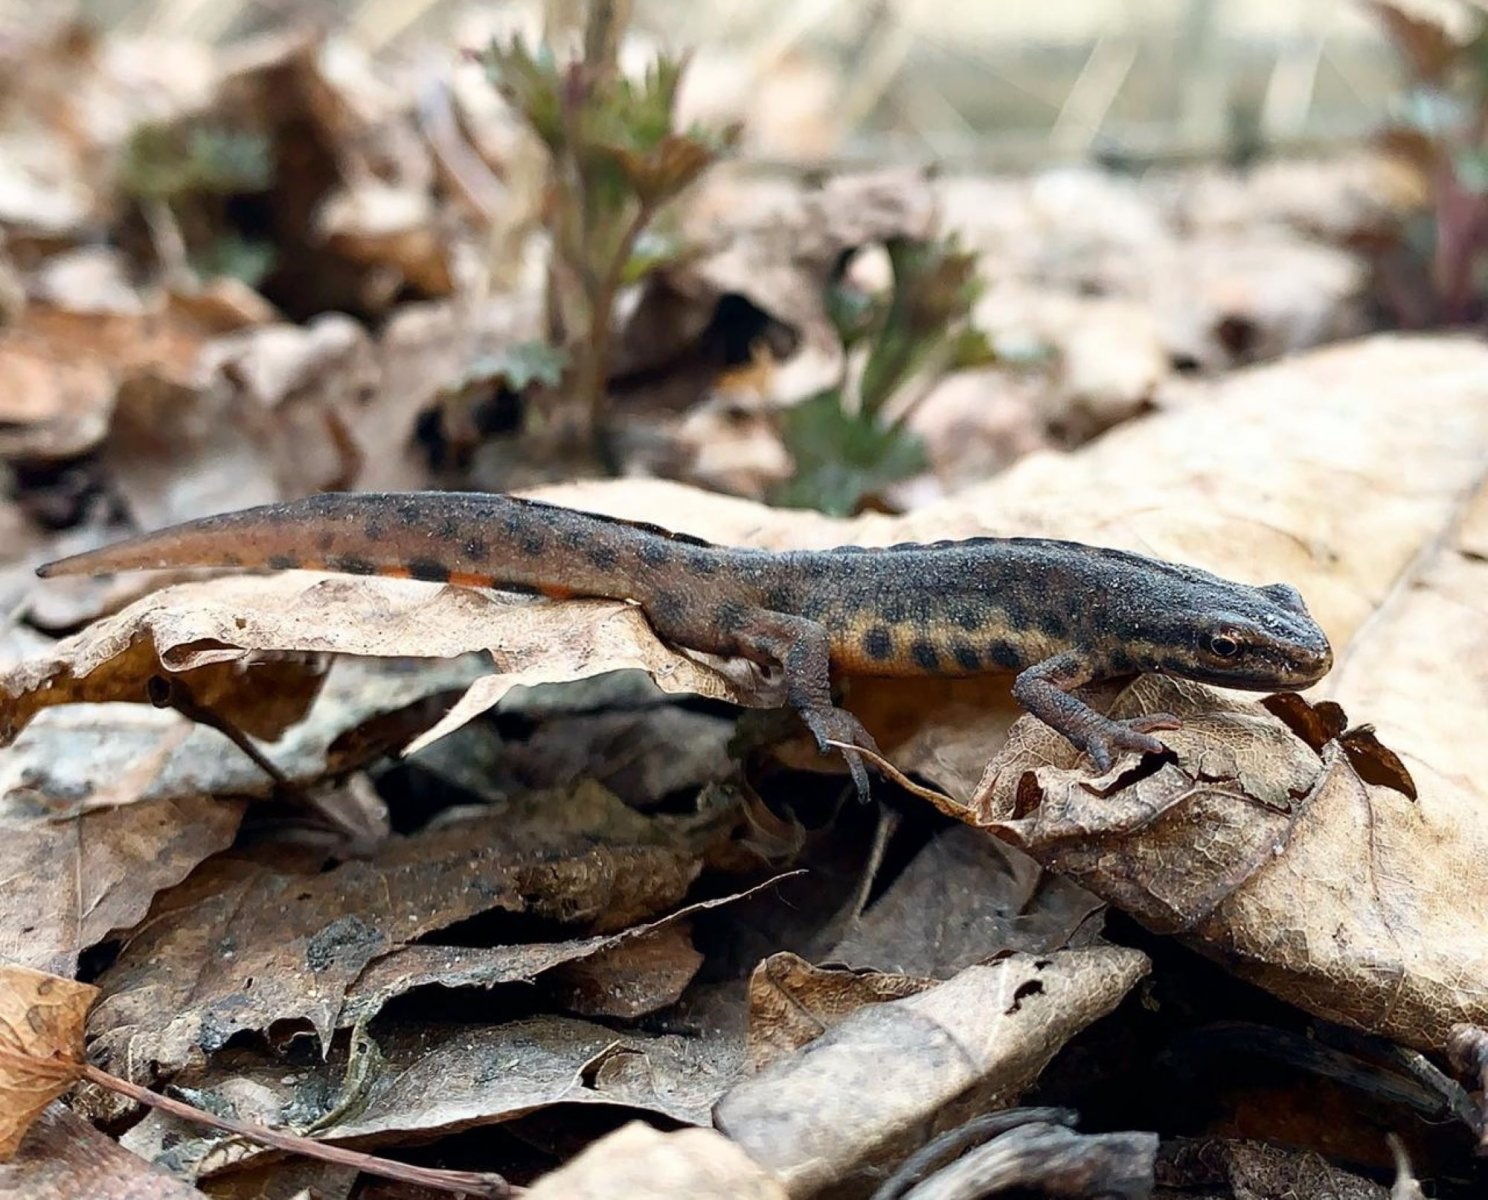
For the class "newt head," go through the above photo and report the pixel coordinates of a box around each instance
[1155,579,1333,692]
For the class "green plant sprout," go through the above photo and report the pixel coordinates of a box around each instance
[772,235,999,517]
[484,13,739,468]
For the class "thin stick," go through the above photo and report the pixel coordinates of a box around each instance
[79,1063,518,1197]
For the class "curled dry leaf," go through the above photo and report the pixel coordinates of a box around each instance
[523,1121,786,1200]
[88,783,724,1078]
[341,872,794,1026]
[0,964,97,1160]
[713,948,1149,1198]
[746,953,935,1071]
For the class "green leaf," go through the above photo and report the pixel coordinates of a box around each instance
[621,229,687,284]
[192,233,275,287]
[120,122,272,202]
[460,341,570,393]
[773,392,929,516]
[824,281,881,348]
[1454,148,1488,195]
[485,38,566,151]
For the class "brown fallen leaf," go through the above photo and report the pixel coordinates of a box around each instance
[827,823,1106,975]
[0,1102,208,1199]
[312,1013,742,1141]
[0,770,243,977]
[0,964,96,1159]
[523,1121,786,1200]
[714,947,1149,1197]
[746,952,934,1071]
[340,872,796,1026]
[88,782,726,1078]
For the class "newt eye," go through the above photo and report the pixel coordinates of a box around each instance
[1207,633,1240,659]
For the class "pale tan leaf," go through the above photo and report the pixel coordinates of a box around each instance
[524,1122,786,1200]
[714,948,1149,1196]
[0,965,96,1160]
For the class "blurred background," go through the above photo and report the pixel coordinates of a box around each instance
[30,0,1422,166]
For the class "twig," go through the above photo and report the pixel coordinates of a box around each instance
[79,1062,519,1197]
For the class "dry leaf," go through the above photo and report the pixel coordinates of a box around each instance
[0,964,96,1160]
[746,953,934,1071]
[341,873,789,1026]
[828,824,1106,975]
[1157,1137,1389,1200]
[524,1121,786,1200]
[88,783,721,1077]
[315,1013,742,1140]
[0,1102,208,1199]
[714,948,1149,1196]
[0,770,243,977]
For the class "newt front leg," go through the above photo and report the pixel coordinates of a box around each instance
[1012,652,1181,773]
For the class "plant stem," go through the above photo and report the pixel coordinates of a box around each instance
[79,1063,519,1197]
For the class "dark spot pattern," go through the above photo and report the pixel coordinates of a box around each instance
[988,640,1022,670]
[1038,609,1068,639]
[362,521,383,541]
[650,590,687,629]
[394,498,422,524]
[714,600,749,633]
[763,586,794,612]
[1106,648,1137,675]
[336,555,376,575]
[437,517,460,539]
[862,626,893,661]
[500,511,525,536]
[638,542,672,567]
[464,536,488,560]
[557,526,586,550]
[910,639,940,670]
[267,554,299,570]
[407,558,450,583]
[586,543,620,570]
[999,594,1028,629]
[953,643,980,671]
[949,601,982,631]
[518,531,546,556]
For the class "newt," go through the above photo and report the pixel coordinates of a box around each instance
[37,491,1333,797]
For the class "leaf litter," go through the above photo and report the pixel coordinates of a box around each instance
[0,6,1484,1197]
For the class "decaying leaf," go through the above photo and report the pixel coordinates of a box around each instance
[341,873,793,1026]
[1157,1137,1390,1200]
[0,965,96,1160]
[311,1013,741,1141]
[88,783,729,1078]
[523,1121,786,1200]
[828,823,1107,975]
[0,769,243,978]
[0,1102,208,1199]
[714,948,1150,1196]
[746,953,934,1071]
